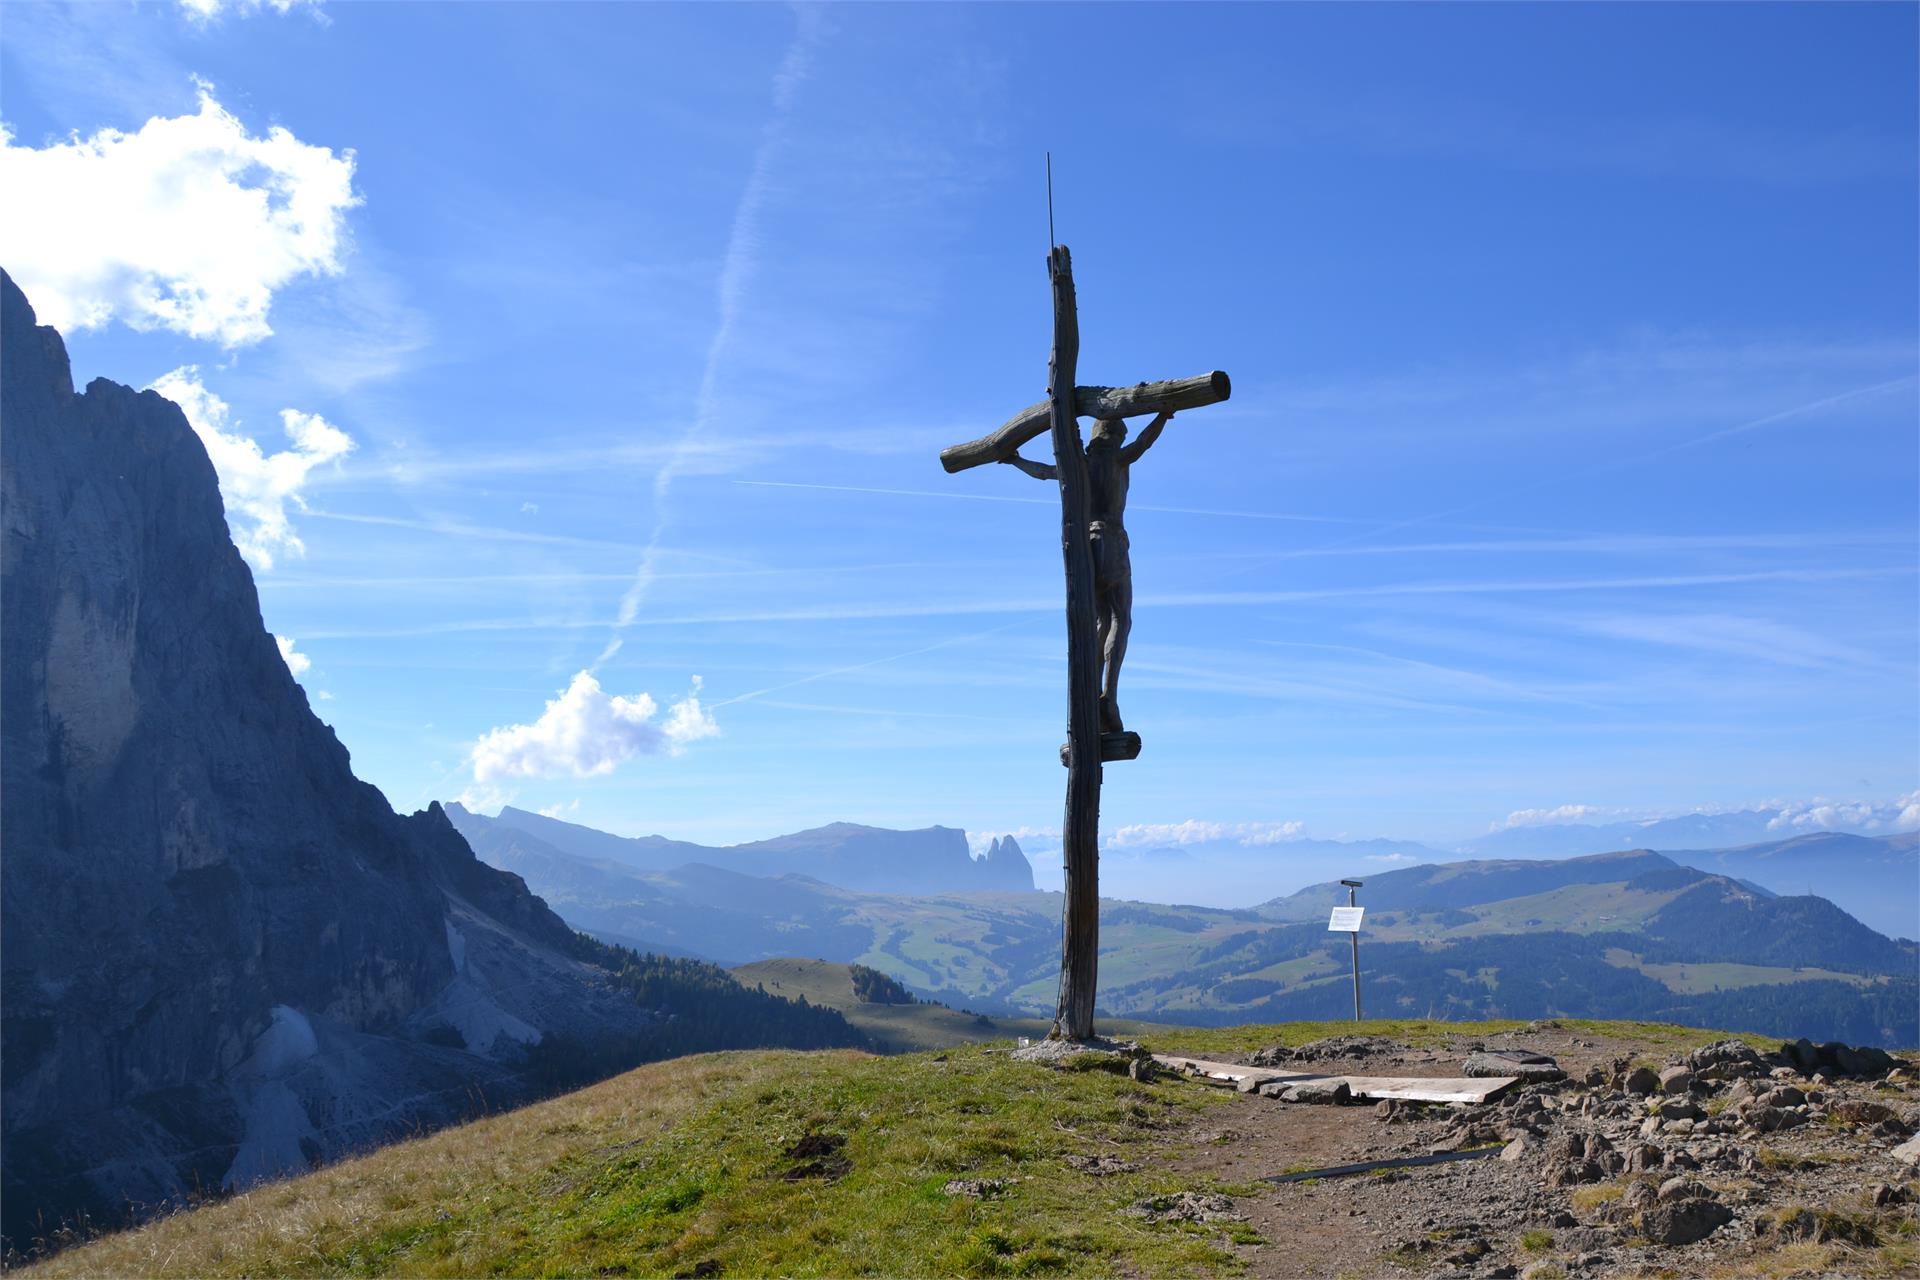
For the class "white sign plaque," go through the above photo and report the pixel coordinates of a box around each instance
[1327,906,1365,932]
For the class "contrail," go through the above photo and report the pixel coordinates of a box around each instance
[710,616,1040,709]
[733,479,1371,524]
[602,8,825,664]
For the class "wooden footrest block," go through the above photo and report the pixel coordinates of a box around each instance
[1058,731,1142,766]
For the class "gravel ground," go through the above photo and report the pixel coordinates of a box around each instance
[1152,1023,1919,1279]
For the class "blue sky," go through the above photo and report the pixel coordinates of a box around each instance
[3,1,1915,894]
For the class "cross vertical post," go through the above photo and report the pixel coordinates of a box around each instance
[1047,245,1101,1041]
[938,245,1231,1044]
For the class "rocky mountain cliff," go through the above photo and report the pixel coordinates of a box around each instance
[0,272,652,1247]
[450,804,1036,894]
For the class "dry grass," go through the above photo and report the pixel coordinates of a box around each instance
[1568,1183,1626,1215]
[21,1044,1253,1278]
[22,1050,760,1277]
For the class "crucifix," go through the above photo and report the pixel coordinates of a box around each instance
[939,244,1230,1041]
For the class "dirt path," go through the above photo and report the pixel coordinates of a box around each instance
[1146,1024,1919,1279]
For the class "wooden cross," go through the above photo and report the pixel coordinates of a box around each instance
[940,245,1230,1041]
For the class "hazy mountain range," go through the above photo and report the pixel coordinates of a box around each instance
[447,804,1034,895]
[443,802,1916,1048]
[1050,824,1916,940]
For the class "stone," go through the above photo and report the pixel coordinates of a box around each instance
[0,272,658,1245]
[1688,1040,1769,1078]
[1501,1136,1537,1163]
[1064,1154,1139,1176]
[1784,1037,1819,1074]
[1637,1199,1733,1246]
[1375,1099,1398,1120]
[1624,1142,1665,1173]
[1828,1099,1898,1126]
[1658,1066,1694,1095]
[1250,1035,1407,1065]
[1012,1036,1142,1069]
[1655,1099,1705,1122]
[1624,1067,1661,1095]
[1657,1176,1709,1202]
[1125,1192,1245,1224]
[944,1177,1015,1199]
[1464,1050,1565,1083]
[1280,1079,1353,1105]
[1890,1133,1920,1165]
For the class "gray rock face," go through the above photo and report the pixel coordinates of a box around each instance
[978,835,1037,892]
[0,273,649,1247]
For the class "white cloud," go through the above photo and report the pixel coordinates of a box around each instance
[1106,819,1306,849]
[520,502,539,514]
[274,634,311,676]
[1767,793,1920,835]
[536,799,581,819]
[315,690,335,701]
[456,782,515,814]
[967,826,1058,857]
[179,0,324,23]
[1497,804,1623,830]
[0,82,357,345]
[1366,852,1419,864]
[470,672,718,783]
[149,367,353,570]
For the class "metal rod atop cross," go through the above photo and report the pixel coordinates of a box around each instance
[940,244,1231,1041]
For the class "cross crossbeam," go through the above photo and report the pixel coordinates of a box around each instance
[939,371,1231,474]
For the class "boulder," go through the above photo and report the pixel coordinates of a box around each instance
[1638,1199,1733,1246]
[1624,1142,1665,1173]
[1892,1134,1920,1166]
[1657,1176,1710,1202]
[1279,1079,1353,1105]
[1658,1066,1694,1095]
[1464,1050,1566,1083]
[1625,1066,1661,1095]
[1688,1040,1769,1078]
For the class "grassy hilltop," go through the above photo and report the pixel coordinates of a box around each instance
[729,958,1171,1053]
[21,1017,1852,1280]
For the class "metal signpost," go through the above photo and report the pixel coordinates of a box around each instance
[1329,878,1365,1022]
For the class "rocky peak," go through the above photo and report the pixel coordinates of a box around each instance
[0,270,646,1247]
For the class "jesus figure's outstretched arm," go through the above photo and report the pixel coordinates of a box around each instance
[1001,453,1057,481]
[1120,410,1173,464]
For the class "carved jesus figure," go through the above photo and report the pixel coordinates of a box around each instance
[1002,410,1173,732]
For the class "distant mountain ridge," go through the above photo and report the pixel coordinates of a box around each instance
[445,804,1034,895]
[1462,809,1789,857]
[1257,848,1683,920]
[441,795,1917,1046]
[1659,831,1918,940]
